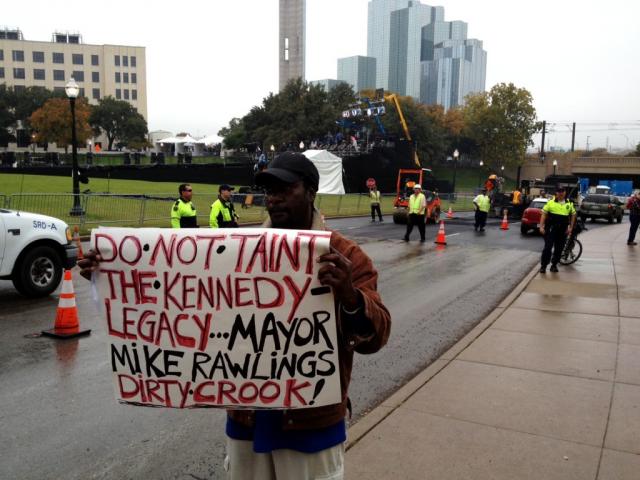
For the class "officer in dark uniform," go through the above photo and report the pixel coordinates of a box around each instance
[171,183,198,228]
[539,186,576,273]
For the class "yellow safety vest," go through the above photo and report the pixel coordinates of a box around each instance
[474,194,491,213]
[369,190,381,205]
[409,193,426,215]
[543,198,576,216]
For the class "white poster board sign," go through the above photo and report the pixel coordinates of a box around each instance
[92,227,340,409]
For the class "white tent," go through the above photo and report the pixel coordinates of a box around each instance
[200,134,223,146]
[302,150,345,194]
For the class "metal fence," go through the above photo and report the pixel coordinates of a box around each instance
[2,192,477,233]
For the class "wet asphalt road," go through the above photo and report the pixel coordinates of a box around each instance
[0,214,609,479]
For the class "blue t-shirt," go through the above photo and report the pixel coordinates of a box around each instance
[226,411,346,454]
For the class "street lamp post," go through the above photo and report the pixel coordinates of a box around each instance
[552,159,558,176]
[299,141,305,151]
[478,160,484,187]
[270,144,275,161]
[452,149,459,200]
[65,78,84,216]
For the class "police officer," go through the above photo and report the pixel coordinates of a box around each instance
[539,186,576,273]
[473,187,491,232]
[404,184,426,242]
[209,184,239,228]
[170,183,198,228]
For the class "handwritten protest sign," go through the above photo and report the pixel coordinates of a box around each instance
[92,227,340,410]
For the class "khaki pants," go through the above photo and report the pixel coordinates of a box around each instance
[224,437,344,480]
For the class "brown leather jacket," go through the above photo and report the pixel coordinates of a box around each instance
[228,213,391,431]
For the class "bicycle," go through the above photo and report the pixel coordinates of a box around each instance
[559,218,587,265]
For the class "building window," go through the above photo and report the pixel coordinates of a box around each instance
[91,54,99,66]
[53,52,64,64]
[131,56,136,67]
[32,51,45,63]
[54,86,65,94]
[72,53,84,65]
[131,73,137,84]
[114,55,120,66]
[73,71,84,82]
[124,89,129,100]
[33,69,45,80]
[12,50,24,62]
[13,68,25,79]
[132,89,137,100]
[0,67,4,79]
[14,85,26,94]
[92,71,100,82]
[92,88,100,100]
[115,72,121,83]
[123,56,128,67]
[123,72,129,83]
[0,49,3,61]
[115,89,121,99]
[79,88,85,97]
[53,70,65,81]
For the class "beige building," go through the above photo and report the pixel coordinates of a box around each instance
[279,0,305,91]
[0,28,147,120]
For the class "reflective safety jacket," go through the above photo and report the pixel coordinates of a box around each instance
[542,197,576,225]
[171,198,198,228]
[409,193,426,215]
[512,190,522,205]
[210,197,238,228]
[473,194,491,213]
[369,190,381,205]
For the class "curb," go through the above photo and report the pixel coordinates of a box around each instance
[345,264,539,451]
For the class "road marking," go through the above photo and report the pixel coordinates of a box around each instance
[446,233,461,237]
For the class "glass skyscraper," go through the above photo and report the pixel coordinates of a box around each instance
[337,56,377,93]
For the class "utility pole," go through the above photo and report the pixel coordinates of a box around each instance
[571,122,576,152]
[540,120,546,163]
[586,136,591,152]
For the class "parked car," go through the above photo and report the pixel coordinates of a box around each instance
[520,198,548,235]
[0,209,78,297]
[579,194,624,223]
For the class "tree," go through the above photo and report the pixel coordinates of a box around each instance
[0,84,16,145]
[218,118,247,150]
[463,83,540,168]
[89,97,148,150]
[29,97,92,150]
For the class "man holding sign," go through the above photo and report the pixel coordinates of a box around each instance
[78,152,391,479]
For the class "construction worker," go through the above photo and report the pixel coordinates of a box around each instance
[369,185,383,222]
[404,184,426,242]
[473,187,491,232]
[170,183,198,228]
[539,186,576,273]
[511,188,523,217]
[210,184,239,228]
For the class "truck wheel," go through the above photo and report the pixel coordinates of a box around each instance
[12,245,63,298]
[393,210,408,224]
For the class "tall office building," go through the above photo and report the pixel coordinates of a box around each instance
[387,3,443,98]
[420,21,486,109]
[337,56,376,93]
[279,0,306,91]
[367,0,412,91]
[0,27,147,119]
[309,78,344,91]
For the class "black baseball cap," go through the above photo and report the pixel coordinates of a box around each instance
[255,152,320,191]
[555,185,566,192]
[219,184,234,192]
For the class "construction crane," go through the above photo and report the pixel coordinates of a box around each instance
[384,94,421,167]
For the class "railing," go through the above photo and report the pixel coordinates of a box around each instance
[2,192,477,233]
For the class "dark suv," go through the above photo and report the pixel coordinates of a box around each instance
[579,194,624,223]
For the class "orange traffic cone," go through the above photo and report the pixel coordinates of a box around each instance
[73,226,84,260]
[446,206,454,219]
[434,220,447,245]
[500,210,509,230]
[42,270,91,339]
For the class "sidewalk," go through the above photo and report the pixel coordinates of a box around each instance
[346,223,640,479]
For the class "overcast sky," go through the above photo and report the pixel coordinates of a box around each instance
[5,0,640,150]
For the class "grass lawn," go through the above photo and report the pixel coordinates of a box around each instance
[0,173,482,233]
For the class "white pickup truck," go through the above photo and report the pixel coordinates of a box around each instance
[0,209,78,297]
